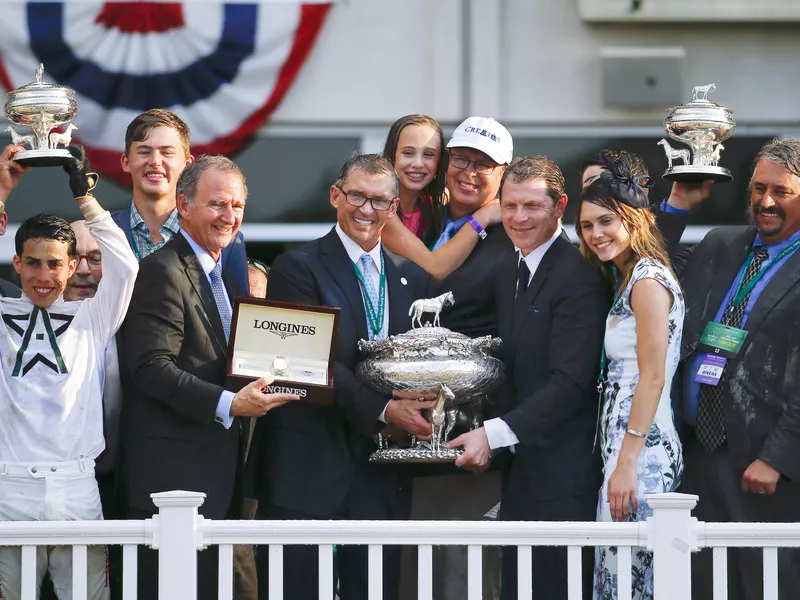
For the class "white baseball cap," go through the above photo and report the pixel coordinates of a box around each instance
[447,116,513,165]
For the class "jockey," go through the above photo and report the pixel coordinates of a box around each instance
[0,146,138,600]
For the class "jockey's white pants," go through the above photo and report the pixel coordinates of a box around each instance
[0,459,109,600]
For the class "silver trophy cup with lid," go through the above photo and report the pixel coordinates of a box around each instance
[356,292,505,463]
[659,83,736,183]
[4,64,79,167]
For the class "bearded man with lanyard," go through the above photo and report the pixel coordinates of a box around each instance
[0,147,138,600]
[677,137,800,600]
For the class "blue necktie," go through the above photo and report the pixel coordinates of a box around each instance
[431,219,460,251]
[358,254,383,340]
[209,262,231,342]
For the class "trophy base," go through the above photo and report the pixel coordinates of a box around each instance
[663,165,732,183]
[369,446,464,464]
[14,149,74,168]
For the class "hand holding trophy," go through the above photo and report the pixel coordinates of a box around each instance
[659,83,736,183]
[4,64,79,168]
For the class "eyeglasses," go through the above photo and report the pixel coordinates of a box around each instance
[76,252,102,270]
[336,187,396,211]
[449,154,500,175]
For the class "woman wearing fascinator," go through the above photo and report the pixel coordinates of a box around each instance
[577,162,685,600]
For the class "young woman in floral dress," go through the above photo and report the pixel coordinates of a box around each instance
[577,161,684,600]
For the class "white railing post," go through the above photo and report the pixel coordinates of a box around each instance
[151,490,206,600]
[645,492,699,599]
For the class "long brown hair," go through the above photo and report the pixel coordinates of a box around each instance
[576,181,671,292]
[383,114,447,245]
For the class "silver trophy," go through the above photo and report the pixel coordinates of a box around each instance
[356,292,505,463]
[4,64,79,167]
[659,83,736,183]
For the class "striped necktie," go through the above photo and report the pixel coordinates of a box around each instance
[695,246,769,453]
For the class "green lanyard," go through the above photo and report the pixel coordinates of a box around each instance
[353,253,386,340]
[725,236,800,321]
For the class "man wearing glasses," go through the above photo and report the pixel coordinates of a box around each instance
[60,219,125,600]
[249,153,431,600]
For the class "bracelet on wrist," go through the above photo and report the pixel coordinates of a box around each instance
[467,215,487,240]
[626,427,647,438]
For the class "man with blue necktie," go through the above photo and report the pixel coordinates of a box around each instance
[118,155,299,600]
[111,109,249,292]
[677,138,800,600]
[248,153,431,600]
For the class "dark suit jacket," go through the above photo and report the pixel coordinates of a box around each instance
[433,223,515,338]
[118,233,247,518]
[0,278,21,298]
[111,206,249,295]
[495,236,610,513]
[248,228,430,518]
[679,226,800,484]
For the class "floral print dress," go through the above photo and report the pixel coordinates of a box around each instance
[594,259,685,600]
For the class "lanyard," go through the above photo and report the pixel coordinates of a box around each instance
[353,253,386,339]
[725,236,800,320]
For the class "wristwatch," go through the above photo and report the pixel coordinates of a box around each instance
[271,356,289,377]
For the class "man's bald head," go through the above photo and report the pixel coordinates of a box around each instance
[64,220,102,301]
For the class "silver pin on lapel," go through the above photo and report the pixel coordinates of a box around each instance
[400,277,408,285]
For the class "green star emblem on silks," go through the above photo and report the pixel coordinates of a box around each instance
[3,307,73,377]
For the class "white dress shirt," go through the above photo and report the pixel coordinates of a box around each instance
[483,228,563,450]
[179,230,235,429]
[335,224,389,339]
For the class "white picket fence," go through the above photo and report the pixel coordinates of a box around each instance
[1,490,799,599]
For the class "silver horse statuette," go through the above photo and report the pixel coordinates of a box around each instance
[408,291,454,328]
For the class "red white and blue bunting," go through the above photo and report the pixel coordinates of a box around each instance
[0,2,331,183]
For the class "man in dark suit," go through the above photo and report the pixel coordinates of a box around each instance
[448,156,609,600]
[0,144,27,298]
[678,138,800,600]
[248,153,432,600]
[119,155,298,600]
[111,109,248,292]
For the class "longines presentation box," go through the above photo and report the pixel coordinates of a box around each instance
[227,298,340,405]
